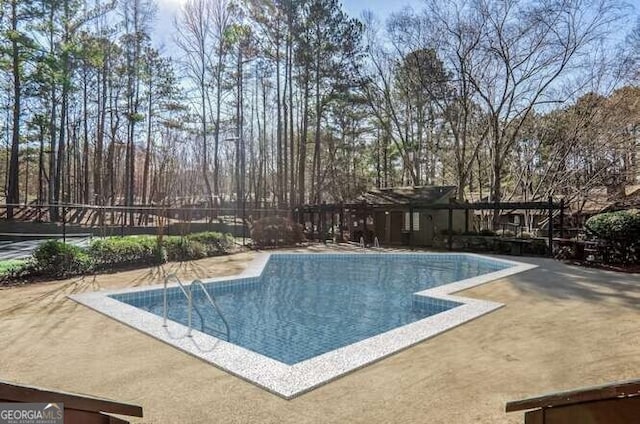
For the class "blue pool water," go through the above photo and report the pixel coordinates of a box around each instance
[112,254,511,364]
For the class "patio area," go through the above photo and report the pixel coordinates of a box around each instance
[0,246,638,423]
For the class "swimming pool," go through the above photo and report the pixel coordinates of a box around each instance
[71,252,536,398]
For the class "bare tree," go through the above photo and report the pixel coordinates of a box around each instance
[175,0,234,210]
[427,0,625,223]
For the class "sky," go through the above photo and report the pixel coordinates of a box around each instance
[151,0,424,53]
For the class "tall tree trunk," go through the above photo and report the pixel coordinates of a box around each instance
[55,57,69,215]
[141,63,153,211]
[48,87,57,219]
[236,44,244,221]
[312,52,322,204]
[7,0,21,219]
[298,68,310,205]
[491,144,502,228]
[95,48,107,206]
[213,37,225,203]
[276,33,283,207]
[261,78,268,206]
[38,121,45,204]
[288,36,295,206]
[82,67,90,204]
[201,37,214,214]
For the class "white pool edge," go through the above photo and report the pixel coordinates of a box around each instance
[69,252,537,399]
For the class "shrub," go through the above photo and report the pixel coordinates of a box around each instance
[89,236,162,269]
[32,240,92,277]
[16,231,236,282]
[0,259,29,276]
[586,209,640,264]
[185,231,234,255]
[250,216,304,248]
[0,259,35,284]
[586,209,640,243]
[164,236,207,261]
[479,229,496,236]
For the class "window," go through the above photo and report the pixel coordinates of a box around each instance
[404,212,420,231]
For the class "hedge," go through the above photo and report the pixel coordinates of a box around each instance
[32,240,92,278]
[91,232,233,268]
[0,231,235,283]
[89,235,162,269]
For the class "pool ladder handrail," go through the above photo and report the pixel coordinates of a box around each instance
[162,274,230,341]
[373,236,380,248]
[189,279,230,341]
[163,273,198,328]
[359,236,366,250]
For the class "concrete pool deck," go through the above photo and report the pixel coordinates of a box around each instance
[1,246,639,423]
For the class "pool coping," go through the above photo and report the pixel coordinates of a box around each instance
[69,252,537,399]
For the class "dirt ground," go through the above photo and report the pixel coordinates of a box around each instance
[0,247,638,424]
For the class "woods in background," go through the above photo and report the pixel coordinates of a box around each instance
[0,0,639,223]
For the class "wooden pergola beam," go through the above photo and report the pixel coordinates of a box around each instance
[506,378,640,413]
[0,379,143,418]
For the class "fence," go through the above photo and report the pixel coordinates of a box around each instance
[0,203,292,243]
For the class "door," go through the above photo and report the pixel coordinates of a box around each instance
[390,212,403,244]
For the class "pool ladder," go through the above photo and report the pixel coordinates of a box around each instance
[162,273,230,341]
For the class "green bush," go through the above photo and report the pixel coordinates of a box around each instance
[14,231,236,282]
[250,216,304,248]
[32,240,92,277]
[89,232,233,265]
[185,231,234,255]
[586,209,640,242]
[0,259,29,276]
[479,229,496,236]
[89,236,162,269]
[164,236,206,261]
[0,259,35,284]
[585,209,640,264]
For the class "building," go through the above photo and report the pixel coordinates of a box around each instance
[343,186,470,247]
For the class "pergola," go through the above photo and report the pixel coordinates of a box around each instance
[293,197,566,256]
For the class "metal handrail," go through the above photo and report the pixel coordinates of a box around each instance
[163,273,189,327]
[162,273,205,335]
[189,280,230,341]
